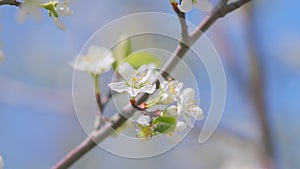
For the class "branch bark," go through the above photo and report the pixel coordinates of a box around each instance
[0,0,20,6]
[52,0,252,168]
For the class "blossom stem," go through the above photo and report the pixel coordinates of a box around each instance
[146,97,160,107]
[93,74,103,130]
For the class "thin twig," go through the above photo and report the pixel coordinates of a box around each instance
[52,1,252,168]
[171,1,190,45]
[94,91,112,130]
[0,0,21,6]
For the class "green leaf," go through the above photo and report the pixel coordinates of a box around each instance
[113,36,132,70]
[153,116,177,134]
[122,52,161,69]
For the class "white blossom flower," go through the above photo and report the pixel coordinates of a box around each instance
[108,62,156,98]
[0,155,3,169]
[18,0,43,22]
[158,80,183,104]
[177,88,204,127]
[50,0,72,30]
[55,1,72,17]
[178,0,212,13]
[70,46,115,75]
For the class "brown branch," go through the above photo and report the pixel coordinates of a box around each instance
[171,1,190,45]
[245,4,274,169]
[0,0,21,7]
[52,0,252,168]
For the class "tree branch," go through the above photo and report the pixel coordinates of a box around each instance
[52,0,252,168]
[245,4,274,169]
[171,1,190,45]
[0,0,21,7]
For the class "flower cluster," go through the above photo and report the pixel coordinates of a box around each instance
[70,36,204,140]
[109,63,204,139]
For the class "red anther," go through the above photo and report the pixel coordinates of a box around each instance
[130,99,135,105]
[138,102,147,110]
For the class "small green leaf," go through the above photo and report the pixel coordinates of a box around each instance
[122,52,161,69]
[52,9,59,18]
[113,36,132,70]
[153,116,177,134]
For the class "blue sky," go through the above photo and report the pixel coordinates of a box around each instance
[0,0,300,168]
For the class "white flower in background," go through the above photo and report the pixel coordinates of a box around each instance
[158,80,183,104]
[0,49,4,62]
[47,0,72,30]
[70,46,115,75]
[137,115,151,126]
[18,0,43,22]
[37,0,72,30]
[0,155,3,169]
[178,0,212,13]
[177,88,204,127]
[174,121,187,132]
[108,62,156,98]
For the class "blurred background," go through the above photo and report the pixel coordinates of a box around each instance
[0,0,300,168]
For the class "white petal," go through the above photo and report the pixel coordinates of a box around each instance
[55,2,72,17]
[108,82,130,93]
[163,106,178,117]
[136,64,148,74]
[119,62,134,82]
[194,0,213,12]
[181,88,195,98]
[139,84,156,94]
[180,88,195,104]
[174,81,183,95]
[177,103,183,115]
[69,59,86,72]
[183,114,194,128]
[97,50,115,74]
[160,93,175,104]
[128,88,140,97]
[88,46,109,60]
[137,115,150,126]
[17,0,42,22]
[178,0,193,13]
[174,121,187,132]
[52,16,66,30]
[193,106,204,120]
